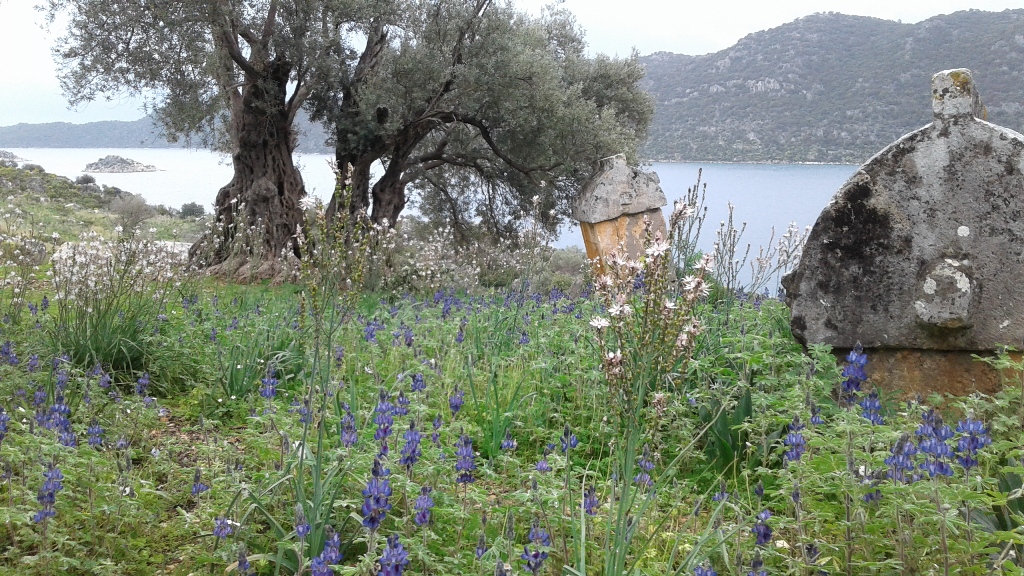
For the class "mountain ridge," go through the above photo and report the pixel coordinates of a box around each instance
[4,9,1023,164]
[639,9,1024,163]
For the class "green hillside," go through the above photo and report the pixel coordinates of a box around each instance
[640,9,1024,163]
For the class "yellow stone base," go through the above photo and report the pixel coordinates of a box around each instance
[580,208,666,273]
[834,348,1021,400]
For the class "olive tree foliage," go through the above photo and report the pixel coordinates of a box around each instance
[42,0,392,276]
[306,0,653,243]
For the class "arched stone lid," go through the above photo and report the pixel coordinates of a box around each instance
[783,69,1024,350]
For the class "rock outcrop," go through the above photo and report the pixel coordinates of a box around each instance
[84,155,158,173]
[574,154,667,269]
[783,68,1024,397]
[0,150,24,162]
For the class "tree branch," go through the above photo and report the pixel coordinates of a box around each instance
[261,0,278,49]
[216,17,259,77]
[456,115,561,177]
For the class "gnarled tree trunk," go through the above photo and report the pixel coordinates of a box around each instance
[196,57,306,280]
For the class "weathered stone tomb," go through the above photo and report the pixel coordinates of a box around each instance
[575,154,667,269]
[782,69,1024,397]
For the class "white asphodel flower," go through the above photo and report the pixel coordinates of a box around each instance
[589,316,610,329]
[645,239,670,257]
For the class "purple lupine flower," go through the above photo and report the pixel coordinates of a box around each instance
[26,354,38,373]
[528,519,551,547]
[634,445,655,486]
[518,331,530,345]
[917,408,954,477]
[859,389,884,425]
[394,391,410,417]
[364,320,382,344]
[583,485,599,516]
[213,516,233,539]
[320,526,342,564]
[191,468,210,496]
[259,366,278,399]
[414,486,434,526]
[956,416,991,470]
[885,434,919,483]
[115,436,130,450]
[560,425,578,453]
[810,403,825,426]
[87,419,104,447]
[295,507,311,539]
[748,551,766,576]
[0,341,15,366]
[237,545,251,576]
[379,534,410,576]
[449,388,464,415]
[535,453,552,473]
[752,509,772,546]
[33,463,63,523]
[135,373,150,396]
[501,429,517,451]
[431,415,442,446]
[410,373,425,393]
[712,481,729,502]
[399,421,422,472]
[361,458,392,531]
[340,403,358,448]
[0,407,9,444]
[98,371,112,389]
[32,385,46,408]
[476,534,489,559]
[784,416,806,462]
[840,343,868,405]
[521,546,548,575]
[522,520,550,575]
[298,397,313,424]
[310,557,332,576]
[455,434,477,484]
[374,390,394,442]
[694,565,718,576]
[754,481,765,499]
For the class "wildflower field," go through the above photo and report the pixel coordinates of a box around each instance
[0,169,1022,576]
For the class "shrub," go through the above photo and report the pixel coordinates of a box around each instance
[47,230,187,381]
[75,174,96,185]
[108,193,155,230]
[180,202,205,219]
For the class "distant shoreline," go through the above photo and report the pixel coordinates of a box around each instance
[5,147,860,167]
[642,158,859,167]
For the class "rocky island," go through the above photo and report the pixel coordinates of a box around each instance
[84,155,159,173]
[0,150,25,162]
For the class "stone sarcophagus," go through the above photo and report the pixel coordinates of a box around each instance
[575,154,667,270]
[783,69,1024,397]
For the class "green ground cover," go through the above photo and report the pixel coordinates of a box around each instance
[0,165,1020,575]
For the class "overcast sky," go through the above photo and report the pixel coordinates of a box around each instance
[2,0,1022,125]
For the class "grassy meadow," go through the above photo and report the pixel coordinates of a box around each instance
[0,162,1021,576]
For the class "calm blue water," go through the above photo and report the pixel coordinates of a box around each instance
[558,162,857,256]
[7,149,857,255]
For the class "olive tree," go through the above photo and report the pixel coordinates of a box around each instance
[307,0,653,240]
[43,0,388,275]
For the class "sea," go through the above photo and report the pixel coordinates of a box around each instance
[5,148,857,258]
